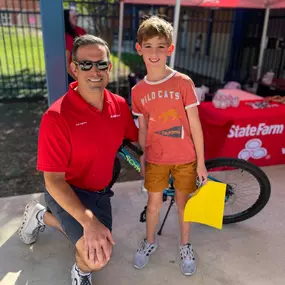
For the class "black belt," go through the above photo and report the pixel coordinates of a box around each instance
[70,184,110,194]
[96,187,110,194]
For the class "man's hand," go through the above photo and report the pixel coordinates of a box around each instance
[197,162,208,185]
[83,213,115,267]
[44,173,115,267]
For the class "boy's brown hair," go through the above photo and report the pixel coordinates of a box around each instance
[137,15,173,46]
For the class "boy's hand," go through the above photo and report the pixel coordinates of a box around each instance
[197,162,208,185]
[139,155,146,178]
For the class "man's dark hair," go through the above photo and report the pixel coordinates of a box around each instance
[72,34,111,61]
[64,9,76,38]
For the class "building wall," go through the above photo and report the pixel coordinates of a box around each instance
[0,0,40,27]
[0,0,40,11]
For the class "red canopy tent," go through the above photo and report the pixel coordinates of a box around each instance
[123,0,285,9]
[115,0,285,86]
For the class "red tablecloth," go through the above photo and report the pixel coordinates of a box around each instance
[198,100,285,166]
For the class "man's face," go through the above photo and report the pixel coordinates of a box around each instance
[71,44,112,92]
[136,36,174,69]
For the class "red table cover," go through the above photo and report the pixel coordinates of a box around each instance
[198,100,285,166]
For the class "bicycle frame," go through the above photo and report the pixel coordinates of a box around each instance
[118,146,141,173]
[118,143,236,234]
[118,139,271,228]
[118,146,175,196]
[118,146,222,198]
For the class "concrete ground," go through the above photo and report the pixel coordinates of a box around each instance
[0,164,284,285]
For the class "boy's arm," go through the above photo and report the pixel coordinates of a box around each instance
[130,85,147,176]
[186,106,208,184]
[138,115,147,177]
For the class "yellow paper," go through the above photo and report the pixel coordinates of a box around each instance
[184,181,227,229]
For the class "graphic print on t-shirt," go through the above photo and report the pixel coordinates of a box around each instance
[155,125,184,138]
[154,109,184,138]
[158,109,181,123]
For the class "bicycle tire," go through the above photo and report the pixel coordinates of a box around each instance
[205,157,271,224]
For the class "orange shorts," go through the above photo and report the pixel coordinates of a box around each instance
[144,161,197,194]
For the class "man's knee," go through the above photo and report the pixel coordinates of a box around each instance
[82,257,109,272]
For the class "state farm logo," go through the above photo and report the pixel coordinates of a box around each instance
[228,123,284,138]
[192,0,219,5]
[238,139,267,160]
[202,0,219,3]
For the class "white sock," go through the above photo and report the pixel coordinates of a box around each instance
[36,208,47,226]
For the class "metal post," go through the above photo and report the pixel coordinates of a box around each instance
[257,7,270,80]
[170,0,181,69]
[39,0,67,106]
[116,0,124,95]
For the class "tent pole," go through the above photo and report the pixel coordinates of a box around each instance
[257,7,270,80]
[116,0,124,94]
[170,0,181,69]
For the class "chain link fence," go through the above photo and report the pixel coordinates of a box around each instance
[1,0,285,101]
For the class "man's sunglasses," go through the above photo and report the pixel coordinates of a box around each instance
[73,60,110,71]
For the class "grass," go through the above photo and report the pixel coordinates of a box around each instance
[112,51,145,74]
[0,26,134,76]
[0,27,45,76]
[0,26,142,99]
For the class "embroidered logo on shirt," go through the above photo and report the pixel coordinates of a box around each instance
[155,125,184,138]
[110,114,121,118]
[76,122,87,126]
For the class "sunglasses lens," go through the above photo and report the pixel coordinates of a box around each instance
[97,61,109,70]
[77,61,109,71]
[79,62,93,71]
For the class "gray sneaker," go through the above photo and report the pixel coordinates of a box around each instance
[133,239,157,269]
[18,200,46,245]
[71,263,92,285]
[179,243,196,276]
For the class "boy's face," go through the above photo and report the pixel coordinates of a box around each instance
[136,36,174,68]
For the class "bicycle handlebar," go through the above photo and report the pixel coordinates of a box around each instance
[121,139,144,156]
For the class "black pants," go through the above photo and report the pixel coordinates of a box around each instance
[45,186,113,245]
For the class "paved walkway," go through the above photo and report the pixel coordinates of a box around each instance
[1,164,284,285]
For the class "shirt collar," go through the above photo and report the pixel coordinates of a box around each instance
[67,81,113,111]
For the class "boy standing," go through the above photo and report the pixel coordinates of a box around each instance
[131,16,208,276]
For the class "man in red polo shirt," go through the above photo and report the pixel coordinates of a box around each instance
[18,35,138,285]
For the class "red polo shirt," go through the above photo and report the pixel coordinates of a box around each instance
[37,82,138,191]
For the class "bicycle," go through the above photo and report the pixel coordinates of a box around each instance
[116,139,271,235]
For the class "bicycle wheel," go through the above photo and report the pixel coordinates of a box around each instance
[205,157,271,224]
